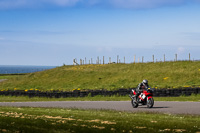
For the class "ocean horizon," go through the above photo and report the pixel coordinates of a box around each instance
[0,65,57,74]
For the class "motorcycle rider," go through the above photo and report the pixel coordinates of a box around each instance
[135,79,149,101]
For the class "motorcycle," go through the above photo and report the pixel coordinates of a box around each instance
[129,87,154,108]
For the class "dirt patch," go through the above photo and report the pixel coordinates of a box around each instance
[0,79,7,82]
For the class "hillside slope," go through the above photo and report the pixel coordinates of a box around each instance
[0,61,200,91]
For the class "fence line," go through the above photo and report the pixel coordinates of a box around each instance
[73,53,197,65]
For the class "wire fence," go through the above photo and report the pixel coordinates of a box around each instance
[73,53,199,65]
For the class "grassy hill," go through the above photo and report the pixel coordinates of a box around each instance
[0,61,200,91]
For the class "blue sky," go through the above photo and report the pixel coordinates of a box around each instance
[0,0,200,66]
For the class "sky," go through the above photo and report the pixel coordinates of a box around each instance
[0,0,200,66]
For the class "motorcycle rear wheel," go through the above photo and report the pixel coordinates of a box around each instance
[131,99,138,108]
[147,98,154,108]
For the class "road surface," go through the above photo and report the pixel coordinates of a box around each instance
[0,101,200,115]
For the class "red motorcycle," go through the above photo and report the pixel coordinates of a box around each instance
[129,88,154,108]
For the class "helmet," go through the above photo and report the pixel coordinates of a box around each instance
[142,79,148,85]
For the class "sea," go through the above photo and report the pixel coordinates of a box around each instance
[0,65,57,74]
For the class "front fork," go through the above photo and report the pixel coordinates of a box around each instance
[147,96,152,100]
[146,96,153,103]
[129,94,134,100]
[129,94,138,103]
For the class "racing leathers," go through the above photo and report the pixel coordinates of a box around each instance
[135,82,149,101]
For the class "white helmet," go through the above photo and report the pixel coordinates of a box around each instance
[142,79,148,85]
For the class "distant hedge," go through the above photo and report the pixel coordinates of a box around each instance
[0,88,200,98]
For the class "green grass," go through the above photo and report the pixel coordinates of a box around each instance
[0,74,25,80]
[0,107,200,133]
[0,95,130,102]
[154,94,200,102]
[0,94,200,102]
[1,61,200,91]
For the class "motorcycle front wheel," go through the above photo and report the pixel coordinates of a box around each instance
[147,98,154,108]
[131,98,138,108]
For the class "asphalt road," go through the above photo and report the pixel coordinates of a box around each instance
[0,101,200,115]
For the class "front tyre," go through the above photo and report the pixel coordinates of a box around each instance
[147,98,154,108]
[131,98,138,108]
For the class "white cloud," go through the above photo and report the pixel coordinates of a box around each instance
[177,47,185,55]
[109,0,185,9]
[44,0,80,6]
[0,0,80,9]
[97,46,112,53]
[82,0,101,6]
[0,0,199,9]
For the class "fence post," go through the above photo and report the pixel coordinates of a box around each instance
[164,54,165,62]
[73,59,75,65]
[80,59,82,65]
[189,53,190,61]
[134,55,136,63]
[175,54,177,61]
[152,55,154,63]
[117,55,119,64]
[109,57,111,64]
[91,58,93,64]
[85,57,86,64]
[97,56,99,64]
[142,56,144,63]
[103,56,105,64]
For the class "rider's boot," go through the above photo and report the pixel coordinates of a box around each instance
[136,93,140,102]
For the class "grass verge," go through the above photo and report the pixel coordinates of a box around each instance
[1,61,200,91]
[0,107,200,133]
[0,74,25,80]
[0,94,200,102]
